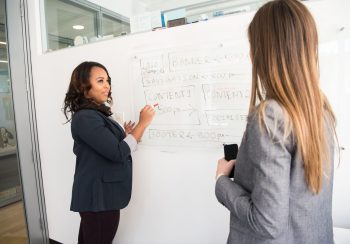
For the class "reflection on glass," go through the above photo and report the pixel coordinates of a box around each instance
[102,14,130,37]
[42,0,268,52]
[45,0,98,51]
[44,0,131,52]
[0,0,28,243]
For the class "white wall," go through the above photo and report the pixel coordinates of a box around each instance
[131,0,147,16]
[143,0,212,12]
[25,0,350,243]
[307,1,350,229]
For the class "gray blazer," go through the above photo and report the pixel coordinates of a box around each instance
[216,100,334,244]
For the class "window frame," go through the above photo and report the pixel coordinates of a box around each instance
[41,0,130,52]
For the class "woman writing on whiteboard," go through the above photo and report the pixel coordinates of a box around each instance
[63,61,155,244]
[215,0,337,243]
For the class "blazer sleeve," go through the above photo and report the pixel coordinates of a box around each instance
[72,110,131,163]
[215,101,294,239]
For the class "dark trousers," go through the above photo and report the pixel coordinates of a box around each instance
[78,210,120,244]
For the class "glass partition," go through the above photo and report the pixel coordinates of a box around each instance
[0,0,19,209]
[41,0,267,52]
[102,14,130,37]
[43,0,130,52]
[0,0,28,242]
[45,0,98,51]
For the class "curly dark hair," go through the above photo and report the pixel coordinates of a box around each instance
[63,61,113,122]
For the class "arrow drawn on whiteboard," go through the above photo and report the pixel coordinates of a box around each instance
[157,104,197,116]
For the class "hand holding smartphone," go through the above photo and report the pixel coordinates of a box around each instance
[223,144,238,178]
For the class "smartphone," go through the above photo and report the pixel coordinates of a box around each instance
[223,144,238,178]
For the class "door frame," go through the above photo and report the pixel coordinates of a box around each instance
[6,0,49,243]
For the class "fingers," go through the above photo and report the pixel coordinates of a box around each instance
[228,160,236,165]
[138,104,156,128]
[216,158,236,179]
[142,105,156,113]
[141,105,156,119]
[218,157,227,163]
[218,158,236,164]
[141,104,152,111]
[124,121,131,128]
[123,121,136,134]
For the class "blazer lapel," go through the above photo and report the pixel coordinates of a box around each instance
[96,111,126,138]
[108,117,126,137]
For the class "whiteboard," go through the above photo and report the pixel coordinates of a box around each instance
[132,42,251,147]
[26,0,350,243]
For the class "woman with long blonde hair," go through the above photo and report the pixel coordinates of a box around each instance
[215,0,337,243]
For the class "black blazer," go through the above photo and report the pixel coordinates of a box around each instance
[70,109,132,212]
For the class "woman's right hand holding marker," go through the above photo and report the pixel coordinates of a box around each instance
[130,104,156,142]
[139,105,156,128]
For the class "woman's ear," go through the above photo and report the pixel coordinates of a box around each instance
[77,84,86,95]
[83,87,90,99]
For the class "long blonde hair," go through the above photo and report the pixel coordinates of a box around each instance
[248,0,336,194]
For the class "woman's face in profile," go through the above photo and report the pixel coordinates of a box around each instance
[85,66,110,104]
